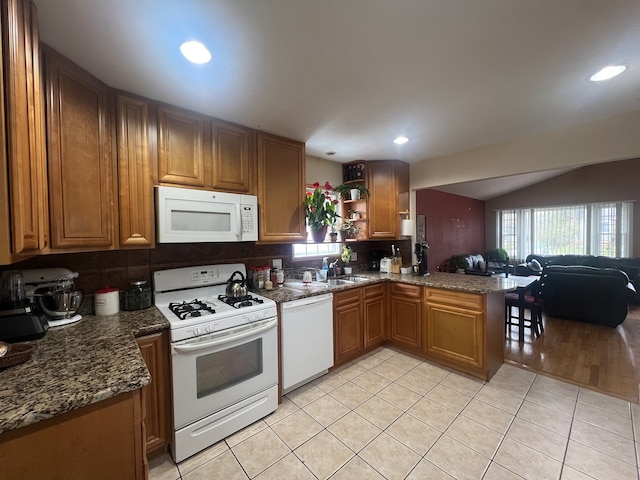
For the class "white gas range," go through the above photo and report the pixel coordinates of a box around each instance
[153,263,278,463]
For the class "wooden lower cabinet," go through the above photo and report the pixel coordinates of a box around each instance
[331,281,504,382]
[424,287,504,380]
[333,288,363,365]
[363,283,386,348]
[0,390,146,480]
[388,282,422,351]
[334,285,388,367]
[136,330,172,458]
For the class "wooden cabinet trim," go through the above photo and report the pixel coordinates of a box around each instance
[363,283,385,298]
[116,94,155,247]
[390,282,422,299]
[424,287,484,311]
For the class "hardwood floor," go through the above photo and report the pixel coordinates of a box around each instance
[504,304,640,403]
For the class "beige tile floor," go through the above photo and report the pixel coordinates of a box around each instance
[149,347,640,480]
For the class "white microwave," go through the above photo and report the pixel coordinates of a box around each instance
[155,186,258,243]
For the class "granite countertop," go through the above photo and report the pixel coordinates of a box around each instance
[257,271,517,303]
[0,271,514,436]
[0,308,169,435]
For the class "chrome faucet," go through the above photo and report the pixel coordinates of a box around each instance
[328,259,339,277]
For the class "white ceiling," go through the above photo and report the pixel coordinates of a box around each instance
[34,0,640,194]
[430,167,578,201]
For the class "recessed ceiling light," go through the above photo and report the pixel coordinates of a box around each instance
[589,65,626,82]
[180,41,211,64]
[393,136,409,145]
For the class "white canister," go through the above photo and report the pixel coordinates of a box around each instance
[95,286,120,316]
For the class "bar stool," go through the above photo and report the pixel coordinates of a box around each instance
[505,282,544,338]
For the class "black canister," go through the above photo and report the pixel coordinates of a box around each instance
[124,280,152,311]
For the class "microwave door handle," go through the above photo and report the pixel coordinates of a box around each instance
[172,318,276,353]
[235,204,242,237]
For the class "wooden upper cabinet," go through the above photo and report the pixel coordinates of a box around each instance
[0,0,48,264]
[367,161,398,239]
[341,159,409,241]
[212,120,255,194]
[44,46,116,250]
[116,94,155,248]
[157,105,209,188]
[257,132,306,242]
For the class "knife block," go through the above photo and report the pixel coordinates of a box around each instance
[391,264,401,274]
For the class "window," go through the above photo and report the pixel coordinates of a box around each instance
[497,202,633,261]
[292,189,342,259]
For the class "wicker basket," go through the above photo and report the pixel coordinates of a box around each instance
[0,343,36,369]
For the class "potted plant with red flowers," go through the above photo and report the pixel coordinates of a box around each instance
[305,181,340,243]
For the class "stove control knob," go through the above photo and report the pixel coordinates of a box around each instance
[193,326,201,336]
[205,324,212,333]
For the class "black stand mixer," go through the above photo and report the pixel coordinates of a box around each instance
[0,270,48,342]
[414,243,430,276]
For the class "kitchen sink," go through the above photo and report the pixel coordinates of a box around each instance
[343,276,370,283]
[326,276,370,286]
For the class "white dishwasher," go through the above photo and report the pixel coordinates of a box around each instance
[281,293,334,393]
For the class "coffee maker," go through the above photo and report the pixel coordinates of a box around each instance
[368,250,388,271]
[414,243,429,276]
[0,270,48,342]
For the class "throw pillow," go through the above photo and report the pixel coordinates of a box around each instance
[530,259,542,271]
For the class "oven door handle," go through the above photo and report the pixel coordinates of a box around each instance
[172,318,277,353]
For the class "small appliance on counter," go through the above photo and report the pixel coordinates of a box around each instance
[415,242,430,276]
[379,257,392,273]
[0,270,48,342]
[22,268,84,328]
[367,250,388,271]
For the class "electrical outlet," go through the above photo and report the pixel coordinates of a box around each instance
[272,258,283,269]
[351,252,358,261]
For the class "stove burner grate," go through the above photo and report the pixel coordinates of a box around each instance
[168,299,215,320]
[217,294,264,309]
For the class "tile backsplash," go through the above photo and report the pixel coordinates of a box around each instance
[7,240,411,295]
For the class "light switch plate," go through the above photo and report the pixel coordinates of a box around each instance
[351,252,358,261]
[272,258,283,269]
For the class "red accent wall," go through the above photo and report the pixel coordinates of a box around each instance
[416,189,486,271]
